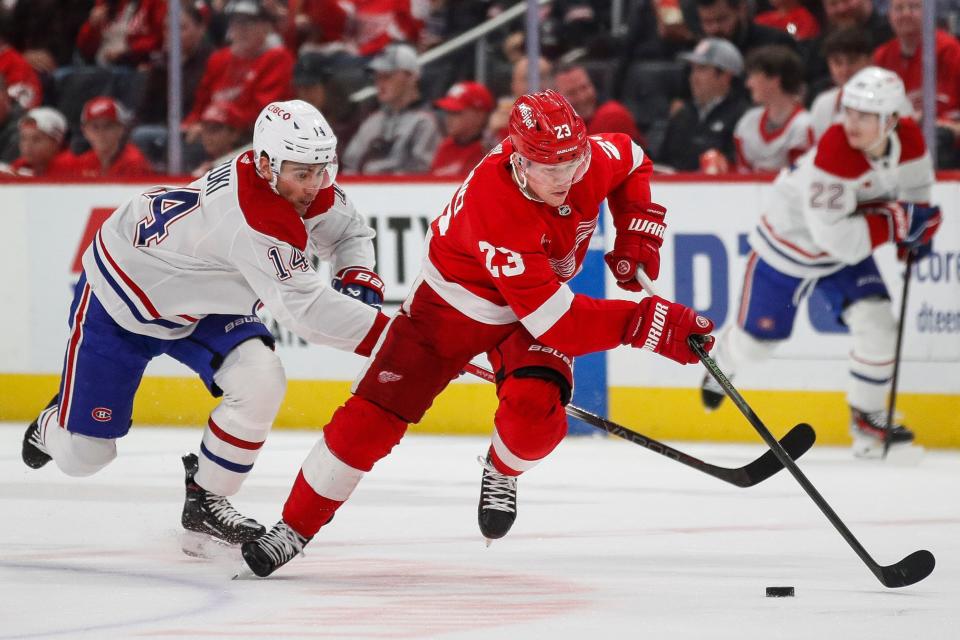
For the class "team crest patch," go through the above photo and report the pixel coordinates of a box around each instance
[696,315,711,329]
[378,371,403,383]
[558,205,571,216]
[758,317,775,330]
[91,407,112,422]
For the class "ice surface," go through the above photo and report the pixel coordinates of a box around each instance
[2,424,957,639]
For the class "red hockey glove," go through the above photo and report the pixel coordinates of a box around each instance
[863,201,942,261]
[332,267,385,309]
[604,202,667,290]
[623,295,714,365]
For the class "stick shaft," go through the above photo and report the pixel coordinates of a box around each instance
[884,252,913,458]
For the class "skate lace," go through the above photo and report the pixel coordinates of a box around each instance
[477,456,517,513]
[204,494,251,528]
[259,523,306,564]
[28,425,48,452]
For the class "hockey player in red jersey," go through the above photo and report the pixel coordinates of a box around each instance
[702,67,942,458]
[21,100,389,554]
[241,89,716,577]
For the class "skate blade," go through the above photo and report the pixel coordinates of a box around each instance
[484,537,493,548]
[852,437,925,465]
[181,530,240,560]
[231,563,258,580]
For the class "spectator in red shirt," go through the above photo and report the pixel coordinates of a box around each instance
[8,107,73,177]
[64,97,153,178]
[183,0,294,144]
[0,35,42,109]
[76,0,168,66]
[873,0,960,120]
[553,63,644,144]
[754,0,820,41]
[430,81,495,178]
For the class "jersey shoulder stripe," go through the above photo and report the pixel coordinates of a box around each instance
[814,125,870,179]
[896,118,927,163]
[234,152,309,250]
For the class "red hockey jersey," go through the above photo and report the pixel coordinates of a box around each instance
[423,133,653,357]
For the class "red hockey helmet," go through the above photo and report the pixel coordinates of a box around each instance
[509,89,588,165]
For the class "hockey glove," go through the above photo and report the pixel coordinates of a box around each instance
[863,201,942,260]
[623,295,714,365]
[332,267,385,309]
[604,202,667,290]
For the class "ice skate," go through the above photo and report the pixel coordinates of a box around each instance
[849,408,918,460]
[181,453,265,557]
[239,520,310,578]
[22,396,57,469]
[700,373,726,411]
[477,454,518,545]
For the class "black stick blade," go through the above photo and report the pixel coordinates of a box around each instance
[737,423,816,486]
[879,550,936,588]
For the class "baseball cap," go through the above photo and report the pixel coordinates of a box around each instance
[225,0,269,19]
[200,103,245,130]
[368,43,419,75]
[434,81,495,112]
[679,38,744,76]
[81,96,132,125]
[294,53,330,87]
[19,107,67,144]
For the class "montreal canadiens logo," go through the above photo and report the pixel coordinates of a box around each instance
[696,316,710,328]
[91,407,112,422]
[378,371,403,383]
[616,260,632,276]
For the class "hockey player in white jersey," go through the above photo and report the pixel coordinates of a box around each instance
[702,67,942,458]
[21,100,390,550]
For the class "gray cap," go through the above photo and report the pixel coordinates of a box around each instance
[368,43,419,75]
[225,0,269,20]
[679,38,744,76]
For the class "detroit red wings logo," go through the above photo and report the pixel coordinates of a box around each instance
[696,316,711,329]
[378,371,403,383]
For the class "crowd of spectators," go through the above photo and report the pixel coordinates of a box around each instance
[0,0,958,180]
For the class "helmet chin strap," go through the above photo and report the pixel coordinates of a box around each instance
[510,153,545,203]
[864,114,896,158]
[254,153,282,194]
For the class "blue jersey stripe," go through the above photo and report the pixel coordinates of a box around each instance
[92,241,183,330]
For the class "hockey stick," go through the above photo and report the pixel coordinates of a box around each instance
[632,271,937,587]
[884,251,914,459]
[461,362,815,488]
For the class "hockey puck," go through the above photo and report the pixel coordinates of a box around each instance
[765,586,795,598]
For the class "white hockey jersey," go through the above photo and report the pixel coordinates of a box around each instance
[82,150,386,353]
[734,105,814,173]
[810,86,916,141]
[748,119,934,279]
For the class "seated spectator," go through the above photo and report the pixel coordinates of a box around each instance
[293,52,364,150]
[183,0,294,143]
[810,28,913,139]
[0,32,42,109]
[191,103,251,176]
[63,97,153,178]
[873,0,960,120]
[695,0,797,58]
[754,0,820,41]
[8,107,73,177]
[0,76,25,163]
[734,45,813,172]
[76,0,168,66]
[430,81,494,178]
[803,0,894,87]
[341,43,440,175]
[139,1,215,126]
[353,0,427,57]
[554,63,643,143]
[487,56,554,143]
[660,38,749,172]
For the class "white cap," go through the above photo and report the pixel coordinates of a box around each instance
[841,66,907,116]
[19,107,68,144]
[253,99,338,193]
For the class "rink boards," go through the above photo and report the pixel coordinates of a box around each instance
[1,176,957,446]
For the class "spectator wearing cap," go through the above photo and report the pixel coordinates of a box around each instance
[341,43,440,175]
[694,0,797,59]
[0,76,25,163]
[733,45,813,173]
[191,103,251,176]
[183,0,294,144]
[430,81,495,178]
[63,97,153,178]
[0,32,42,110]
[76,0,168,66]
[9,107,73,177]
[554,63,643,143]
[659,38,750,172]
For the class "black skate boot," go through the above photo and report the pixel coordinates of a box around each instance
[240,520,310,578]
[22,395,58,469]
[477,453,518,544]
[181,453,265,555]
[700,373,726,411]
[850,408,915,459]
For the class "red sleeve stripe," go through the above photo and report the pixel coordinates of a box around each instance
[521,285,575,338]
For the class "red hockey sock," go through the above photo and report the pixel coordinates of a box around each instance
[282,470,342,538]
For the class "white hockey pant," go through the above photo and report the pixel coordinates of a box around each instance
[842,298,896,413]
[196,339,286,496]
[38,405,117,477]
[712,324,781,376]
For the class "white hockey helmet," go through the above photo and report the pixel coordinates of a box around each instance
[841,66,906,117]
[253,99,338,193]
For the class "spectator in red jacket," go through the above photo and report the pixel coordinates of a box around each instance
[8,107,73,177]
[76,0,168,66]
[430,81,495,178]
[183,0,294,143]
[554,63,644,144]
[0,35,42,109]
[64,97,153,178]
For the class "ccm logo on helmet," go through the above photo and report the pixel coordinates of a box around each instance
[91,407,113,422]
[267,104,292,120]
